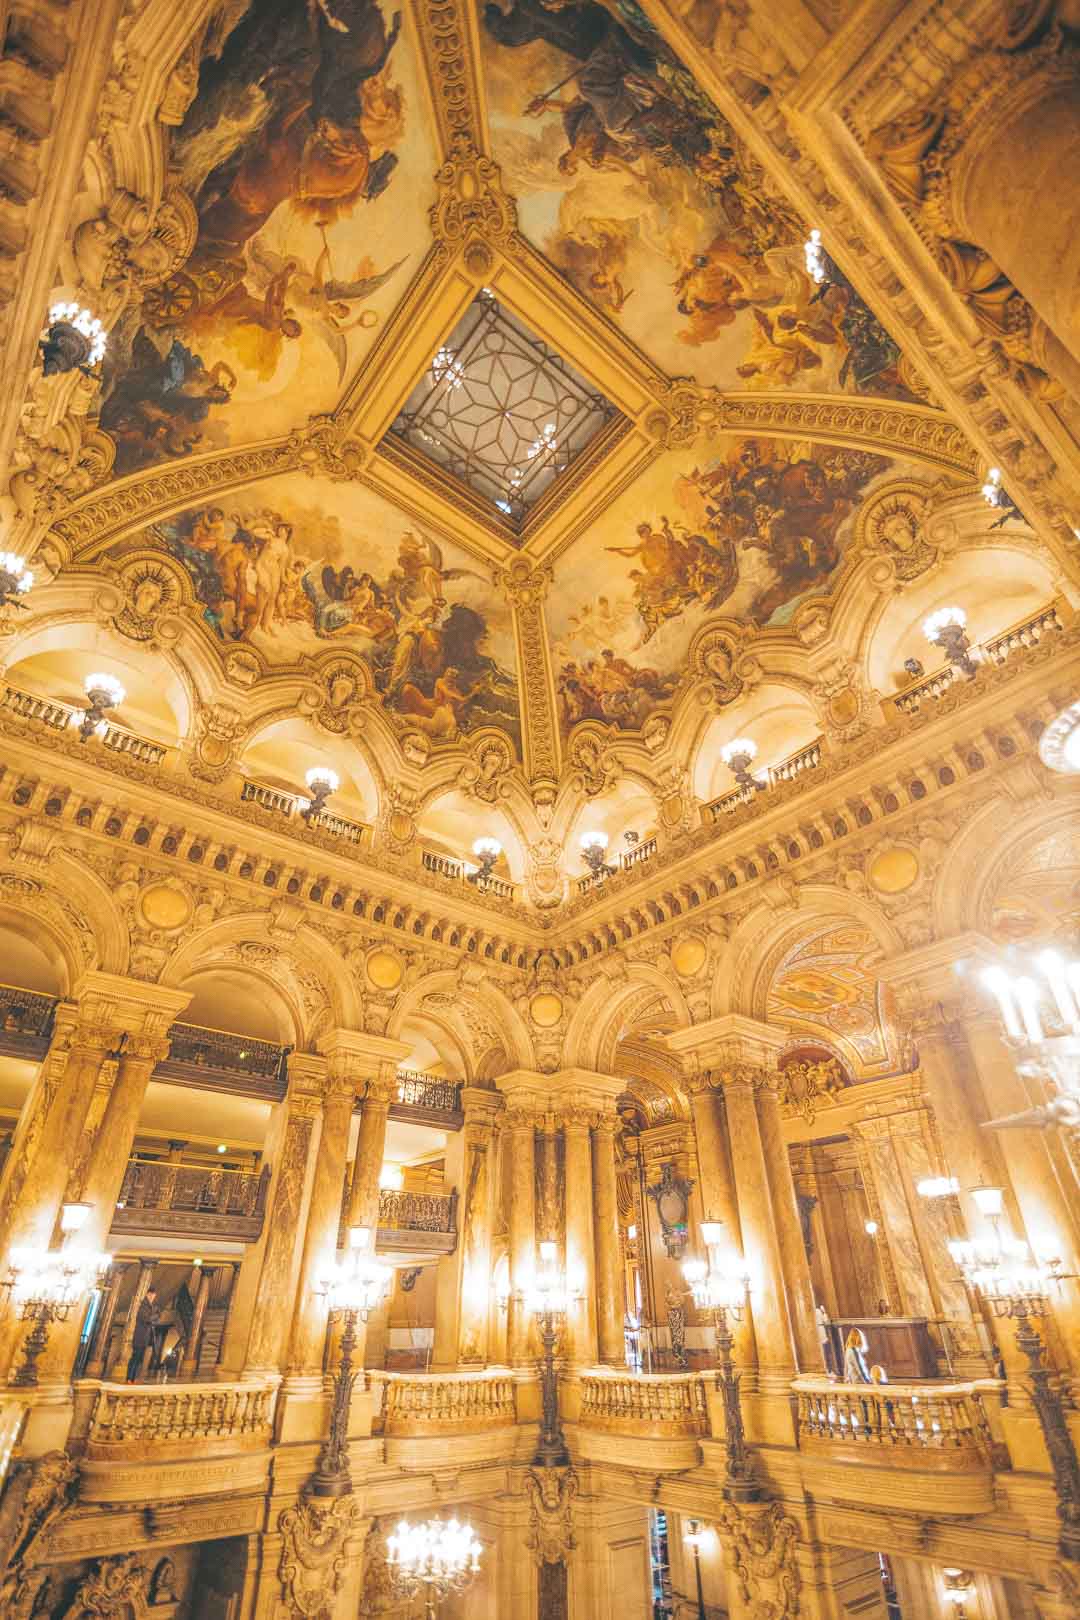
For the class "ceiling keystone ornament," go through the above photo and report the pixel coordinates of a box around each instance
[457,730,515,803]
[778,1057,844,1124]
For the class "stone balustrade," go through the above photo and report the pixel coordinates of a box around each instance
[81,1379,275,1462]
[579,1370,708,1437]
[420,846,516,899]
[793,1376,996,1469]
[374,1369,517,1435]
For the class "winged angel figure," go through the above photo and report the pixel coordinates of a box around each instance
[247,236,408,380]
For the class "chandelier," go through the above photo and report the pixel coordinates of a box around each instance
[301,765,339,822]
[947,1186,1059,1318]
[386,1517,483,1619]
[77,671,126,741]
[0,551,33,608]
[4,1205,110,1386]
[40,301,107,375]
[981,952,1080,1127]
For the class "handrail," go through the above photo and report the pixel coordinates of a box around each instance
[792,1375,996,1458]
[888,599,1065,716]
[0,982,58,1040]
[575,835,660,895]
[395,1070,463,1114]
[164,1020,290,1083]
[579,1369,708,1435]
[373,1368,516,1434]
[239,778,368,844]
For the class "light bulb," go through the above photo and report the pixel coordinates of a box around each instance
[580,830,608,852]
[539,1240,557,1264]
[864,1220,878,1236]
[305,766,340,793]
[472,836,502,859]
[720,737,757,766]
[970,1186,1004,1218]
[349,1225,372,1251]
[922,606,966,644]
[700,1221,724,1246]
[84,671,125,707]
[60,1202,92,1233]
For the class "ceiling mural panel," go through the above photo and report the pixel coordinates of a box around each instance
[548,434,902,737]
[988,826,1080,946]
[481,1,920,402]
[112,474,522,752]
[766,924,897,1074]
[96,0,437,476]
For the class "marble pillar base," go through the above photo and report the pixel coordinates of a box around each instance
[275,1375,328,1444]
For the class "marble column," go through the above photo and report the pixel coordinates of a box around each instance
[432,1086,500,1370]
[562,1108,598,1367]
[688,1077,757,1377]
[286,1046,360,1379]
[755,1079,823,1373]
[963,1011,1080,1380]
[179,1265,213,1379]
[721,1071,797,1391]
[84,1260,127,1379]
[502,1097,538,1368]
[218,1053,325,1379]
[592,1109,624,1366]
[346,1076,396,1231]
[109,1257,156,1380]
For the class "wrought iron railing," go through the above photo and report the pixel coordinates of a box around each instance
[378,1188,457,1233]
[579,1370,708,1436]
[113,1158,270,1241]
[395,1070,463,1114]
[0,982,58,1040]
[792,1376,995,1462]
[164,1021,289,1084]
[374,1369,516,1435]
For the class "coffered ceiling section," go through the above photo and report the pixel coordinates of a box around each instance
[479,0,925,405]
[98,0,439,473]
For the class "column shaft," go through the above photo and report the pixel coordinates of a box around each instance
[690,1080,757,1375]
[287,1077,357,1376]
[563,1112,598,1366]
[111,1258,156,1380]
[347,1084,394,1231]
[84,1261,126,1379]
[756,1081,822,1373]
[723,1077,796,1389]
[592,1114,624,1366]
[506,1108,537,1367]
[180,1267,213,1379]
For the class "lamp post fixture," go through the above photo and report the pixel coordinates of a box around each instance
[310,1225,391,1497]
[580,831,614,881]
[77,672,125,742]
[301,766,339,822]
[469,835,502,889]
[3,1203,110,1387]
[0,551,33,609]
[948,1190,1080,1560]
[683,1223,759,1502]
[980,953,1080,1129]
[528,1240,575,1468]
[923,606,979,678]
[386,1516,483,1620]
[719,737,765,797]
[683,1518,710,1620]
[39,300,107,376]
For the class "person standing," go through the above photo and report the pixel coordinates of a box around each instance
[127,1287,160,1383]
[843,1327,872,1384]
[815,1300,835,1375]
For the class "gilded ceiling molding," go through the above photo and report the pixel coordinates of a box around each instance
[410,0,488,153]
[718,393,979,474]
[497,559,561,798]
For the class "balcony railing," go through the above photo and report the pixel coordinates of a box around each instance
[392,1069,464,1124]
[156,1020,291,1100]
[239,778,368,845]
[793,1376,996,1468]
[575,836,659,895]
[0,982,58,1058]
[420,848,516,901]
[579,1370,708,1437]
[112,1158,270,1241]
[378,1188,457,1233]
[1,684,168,764]
[888,600,1065,717]
[705,739,824,822]
[374,1369,516,1435]
[81,1379,275,1461]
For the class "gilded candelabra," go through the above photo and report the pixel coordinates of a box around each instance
[683,1223,760,1503]
[4,1204,110,1387]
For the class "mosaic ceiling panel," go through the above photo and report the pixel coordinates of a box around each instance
[481,0,921,403]
[97,0,438,475]
[766,924,898,1074]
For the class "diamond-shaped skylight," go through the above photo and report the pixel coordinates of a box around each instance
[388,290,620,528]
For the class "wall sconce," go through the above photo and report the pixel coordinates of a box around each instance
[302,766,339,821]
[0,551,33,608]
[76,672,125,741]
[40,301,107,375]
[943,1568,975,1618]
[923,607,978,677]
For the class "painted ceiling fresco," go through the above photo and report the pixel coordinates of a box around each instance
[118,474,521,752]
[548,435,899,737]
[96,0,437,476]
[481,0,919,402]
[988,826,1080,945]
[767,925,898,1074]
